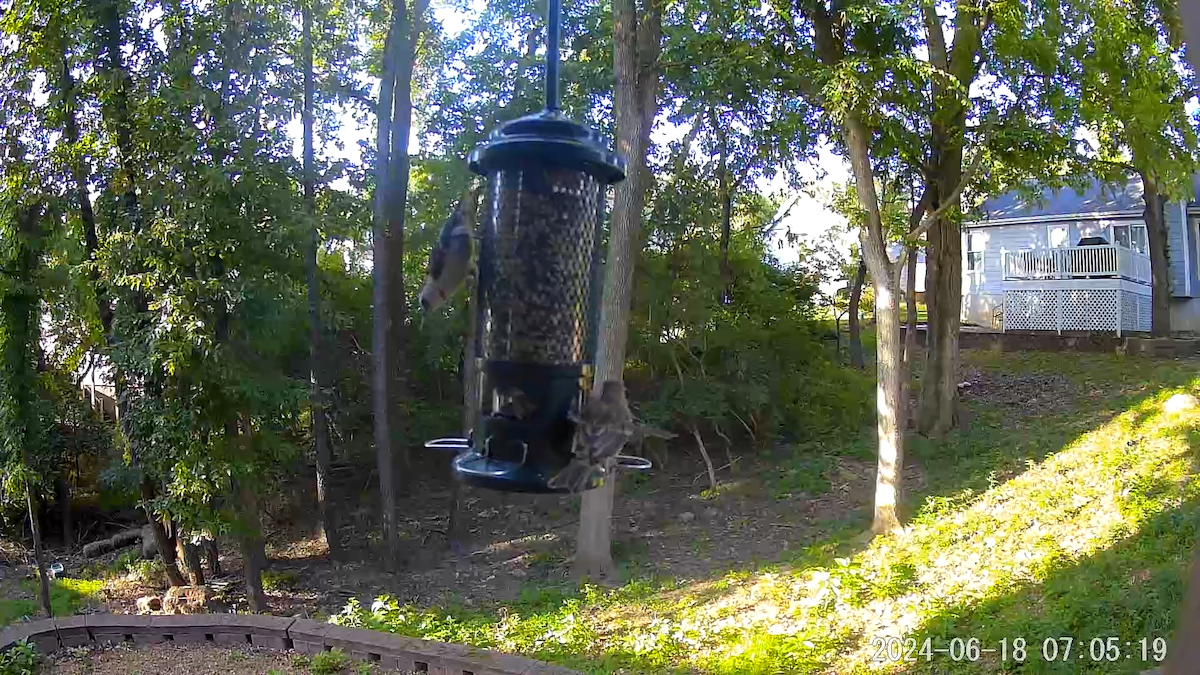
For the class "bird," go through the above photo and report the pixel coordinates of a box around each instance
[548,380,637,493]
[419,203,473,313]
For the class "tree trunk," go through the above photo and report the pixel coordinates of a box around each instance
[838,107,905,536]
[54,475,73,549]
[917,148,964,437]
[139,476,186,587]
[175,526,205,586]
[236,479,267,612]
[302,4,340,559]
[848,259,866,369]
[574,0,662,582]
[903,244,919,430]
[372,13,400,568]
[1142,172,1172,336]
[26,488,53,617]
[869,274,906,535]
[205,538,222,577]
[384,0,428,482]
[714,108,733,304]
[371,0,425,569]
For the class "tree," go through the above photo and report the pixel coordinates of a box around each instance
[764,0,1069,534]
[1070,0,1199,336]
[575,0,662,581]
[302,0,341,559]
[373,0,429,568]
[0,152,53,616]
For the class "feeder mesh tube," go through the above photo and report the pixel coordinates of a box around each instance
[480,166,602,366]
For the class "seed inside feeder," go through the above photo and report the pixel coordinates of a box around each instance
[480,166,602,366]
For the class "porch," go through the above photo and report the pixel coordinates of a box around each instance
[1000,245,1152,336]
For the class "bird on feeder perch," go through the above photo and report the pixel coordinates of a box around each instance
[548,379,636,493]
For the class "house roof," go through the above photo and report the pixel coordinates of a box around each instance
[973,178,1146,224]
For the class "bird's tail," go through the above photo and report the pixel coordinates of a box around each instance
[548,460,604,493]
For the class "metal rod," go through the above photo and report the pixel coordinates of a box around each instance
[546,0,561,111]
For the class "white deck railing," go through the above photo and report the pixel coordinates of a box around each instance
[1002,245,1151,285]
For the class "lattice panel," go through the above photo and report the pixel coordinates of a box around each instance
[1003,288,1145,333]
[1120,292,1139,333]
[1136,293,1152,332]
[1061,289,1118,331]
[1004,291,1059,331]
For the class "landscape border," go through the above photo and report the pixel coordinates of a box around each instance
[0,614,581,675]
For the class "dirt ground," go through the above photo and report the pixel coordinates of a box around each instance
[254,440,892,618]
[2,435,892,621]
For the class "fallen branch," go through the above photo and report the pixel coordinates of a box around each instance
[689,424,718,491]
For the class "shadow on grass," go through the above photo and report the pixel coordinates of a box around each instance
[903,352,1198,525]
[896,492,1197,675]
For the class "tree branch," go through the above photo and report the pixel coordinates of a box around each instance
[909,143,986,241]
[922,1,949,71]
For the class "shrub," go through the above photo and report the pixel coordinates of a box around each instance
[308,648,351,675]
[0,640,39,675]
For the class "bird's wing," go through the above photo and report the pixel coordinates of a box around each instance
[427,246,446,280]
[582,423,634,462]
[438,210,463,248]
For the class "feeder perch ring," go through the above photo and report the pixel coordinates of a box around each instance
[614,455,652,471]
[425,437,471,452]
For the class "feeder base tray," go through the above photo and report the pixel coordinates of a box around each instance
[451,451,592,493]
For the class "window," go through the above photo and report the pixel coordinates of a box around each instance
[1112,223,1148,254]
[1132,224,1148,254]
[1049,225,1069,248]
[966,232,983,273]
[1113,224,1130,249]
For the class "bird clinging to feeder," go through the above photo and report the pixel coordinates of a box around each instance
[419,204,474,313]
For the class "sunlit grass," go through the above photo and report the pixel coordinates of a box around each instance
[0,578,105,627]
[335,353,1200,674]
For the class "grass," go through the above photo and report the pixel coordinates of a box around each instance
[0,578,104,627]
[332,351,1200,674]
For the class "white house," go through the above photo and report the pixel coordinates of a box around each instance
[961,177,1200,335]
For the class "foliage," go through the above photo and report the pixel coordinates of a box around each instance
[0,640,39,675]
[1069,0,1200,197]
[307,648,351,675]
[631,172,873,447]
[261,569,300,592]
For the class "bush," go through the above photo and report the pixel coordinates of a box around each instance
[630,227,873,451]
[261,569,299,592]
[0,640,39,675]
[308,648,351,674]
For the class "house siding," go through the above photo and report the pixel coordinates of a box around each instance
[1166,199,1189,296]
[961,222,1050,326]
[1190,212,1200,297]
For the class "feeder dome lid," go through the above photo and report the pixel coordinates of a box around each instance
[469,110,626,184]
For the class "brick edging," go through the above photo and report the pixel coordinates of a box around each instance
[0,615,580,674]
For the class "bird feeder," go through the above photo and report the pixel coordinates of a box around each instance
[423,0,649,492]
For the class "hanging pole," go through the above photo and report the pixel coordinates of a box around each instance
[546,0,561,111]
